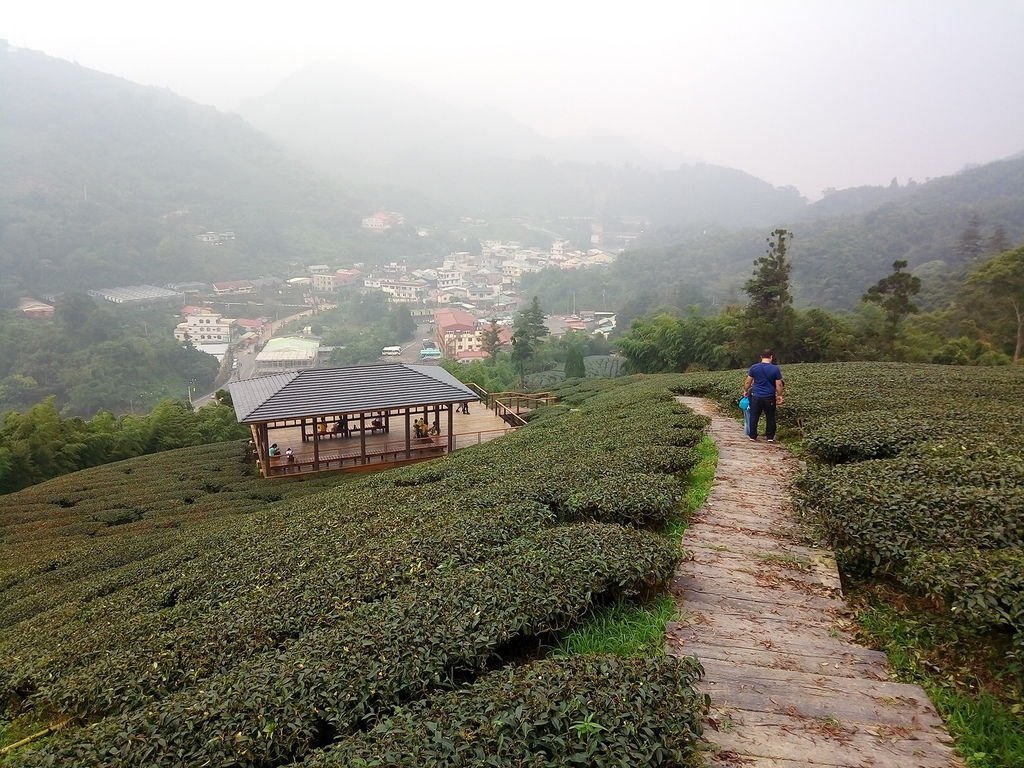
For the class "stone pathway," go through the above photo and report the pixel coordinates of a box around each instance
[667,397,961,768]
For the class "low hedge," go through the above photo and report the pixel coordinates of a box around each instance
[299,655,708,768]
[3,377,707,767]
[903,547,1024,656]
[675,363,1024,650]
[17,525,679,767]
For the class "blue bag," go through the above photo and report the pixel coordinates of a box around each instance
[738,396,752,437]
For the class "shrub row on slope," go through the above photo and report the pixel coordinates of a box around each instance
[4,378,707,767]
[0,440,347,627]
[672,362,1024,463]
[297,655,707,768]
[17,525,678,768]
[674,362,1024,651]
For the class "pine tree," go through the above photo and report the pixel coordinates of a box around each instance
[741,228,795,358]
[862,260,921,358]
[954,213,984,263]
[511,297,549,385]
[564,345,586,379]
[480,319,502,361]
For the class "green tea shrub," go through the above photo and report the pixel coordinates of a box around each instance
[302,655,707,768]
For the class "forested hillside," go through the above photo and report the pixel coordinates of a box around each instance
[0,43,373,298]
[525,154,1024,318]
[790,156,1024,308]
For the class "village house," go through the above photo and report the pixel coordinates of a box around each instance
[379,278,428,303]
[174,309,235,345]
[312,268,362,293]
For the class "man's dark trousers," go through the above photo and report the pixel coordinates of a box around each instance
[749,395,777,440]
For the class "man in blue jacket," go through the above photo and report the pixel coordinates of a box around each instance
[742,349,785,442]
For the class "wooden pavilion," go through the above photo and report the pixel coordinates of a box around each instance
[229,364,506,478]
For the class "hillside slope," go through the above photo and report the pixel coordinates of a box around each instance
[0,380,710,766]
[0,42,366,297]
[598,154,1024,313]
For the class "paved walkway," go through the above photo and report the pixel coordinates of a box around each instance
[667,397,961,768]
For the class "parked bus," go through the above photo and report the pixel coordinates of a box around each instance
[381,346,402,357]
[419,347,442,359]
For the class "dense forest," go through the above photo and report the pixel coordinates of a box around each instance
[0,396,246,494]
[0,296,218,416]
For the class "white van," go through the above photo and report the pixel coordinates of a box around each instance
[381,346,402,357]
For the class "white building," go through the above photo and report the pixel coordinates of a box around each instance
[379,278,427,303]
[174,310,235,346]
[436,268,463,291]
[361,211,405,231]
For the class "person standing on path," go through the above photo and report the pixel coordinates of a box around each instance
[742,349,785,442]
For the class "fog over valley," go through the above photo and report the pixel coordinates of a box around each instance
[7,0,1024,198]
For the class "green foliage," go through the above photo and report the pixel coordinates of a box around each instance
[0,397,247,494]
[564,345,586,379]
[862,259,922,355]
[1,377,707,766]
[740,228,795,358]
[440,357,519,392]
[967,245,1024,363]
[479,318,502,360]
[511,296,550,383]
[0,301,218,417]
[676,362,1024,654]
[317,294,421,366]
[304,655,707,767]
[616,310,744,373]
[854,594,1024,768]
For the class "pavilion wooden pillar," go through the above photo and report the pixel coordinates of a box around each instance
[404,409,412,458]
[257,423,270,477]
[447,405,455,452]
[312,418,321,470]
[359,412,368,464]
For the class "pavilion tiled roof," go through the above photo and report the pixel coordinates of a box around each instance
[228,364,478,424]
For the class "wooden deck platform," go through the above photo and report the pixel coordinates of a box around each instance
[668,397,961,768]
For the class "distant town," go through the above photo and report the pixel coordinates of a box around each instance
[17,222,622,376]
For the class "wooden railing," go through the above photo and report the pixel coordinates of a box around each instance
[464,384,557,428]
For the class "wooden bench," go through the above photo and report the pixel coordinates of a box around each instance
[347,425,388,436]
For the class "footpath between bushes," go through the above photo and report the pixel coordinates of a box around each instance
[668,396,961,768]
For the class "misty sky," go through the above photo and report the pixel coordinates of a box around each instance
[7,0,1024,198]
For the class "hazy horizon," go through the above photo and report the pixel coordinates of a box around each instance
[7,0,1024,199]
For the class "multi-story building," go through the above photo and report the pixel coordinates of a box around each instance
[174,310,235,345]
[312,268,361,293]
[379,278,427,303]
[436,268,463,291]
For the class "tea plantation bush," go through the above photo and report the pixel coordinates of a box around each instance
[299,655,707,767]
[674,362,1024,653]
[2,378,708,766]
